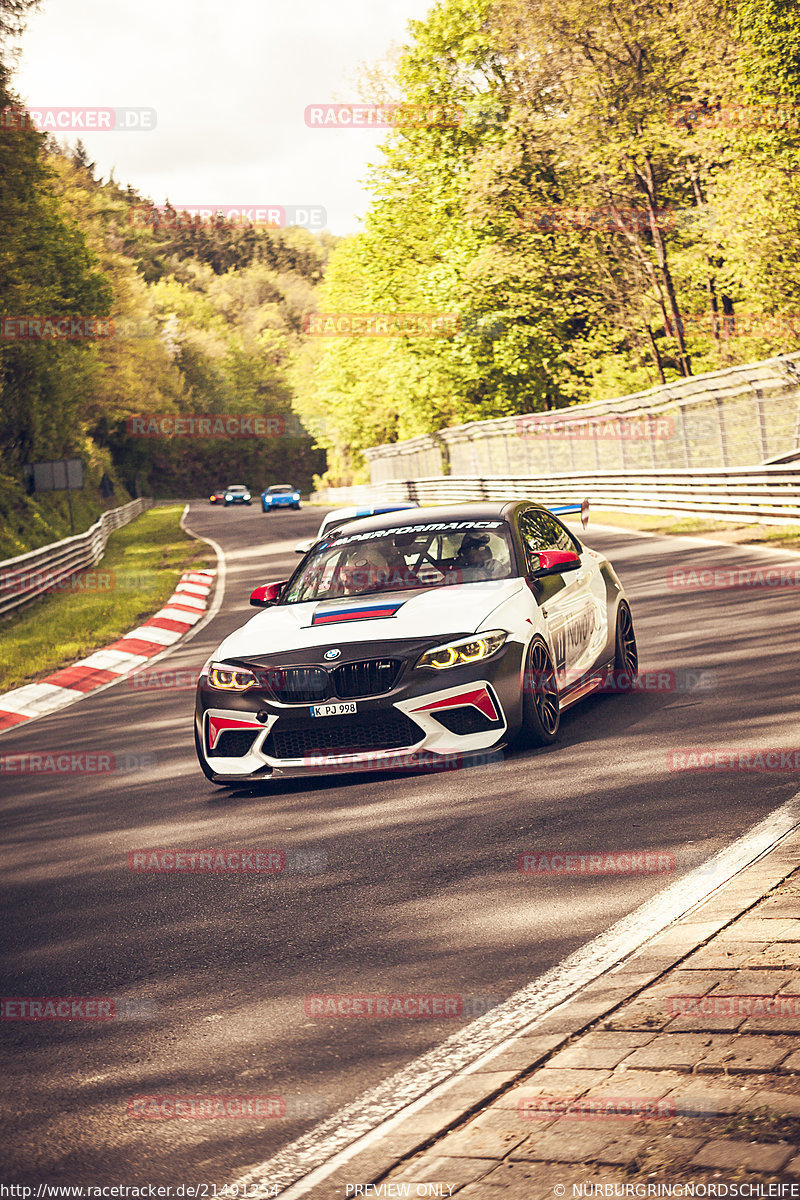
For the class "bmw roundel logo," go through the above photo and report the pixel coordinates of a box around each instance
[324,648,342,660]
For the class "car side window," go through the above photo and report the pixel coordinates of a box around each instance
[518,509,580,573]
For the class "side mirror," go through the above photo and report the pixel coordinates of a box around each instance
[295,539,313,555]
[250,580,288,607]
[529,550,581,578]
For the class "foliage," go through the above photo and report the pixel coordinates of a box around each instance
[0,115,330,523]
[6,0,800,491]
[293,0,800,478]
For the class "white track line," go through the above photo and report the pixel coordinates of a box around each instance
[231,791,800,1198]
[174,504,226,642]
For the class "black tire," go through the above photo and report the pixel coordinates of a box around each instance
[611,601,638,692]
[292,503,300,510]
[194,724,227,785]
[519,639,560,746]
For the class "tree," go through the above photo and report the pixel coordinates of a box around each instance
[0,0,39,49]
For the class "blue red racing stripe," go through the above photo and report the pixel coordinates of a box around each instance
[312,600,405,625]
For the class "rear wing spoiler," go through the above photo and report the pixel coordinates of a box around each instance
[547,498,590,529]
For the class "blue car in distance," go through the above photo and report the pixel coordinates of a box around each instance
[261,484,301,512]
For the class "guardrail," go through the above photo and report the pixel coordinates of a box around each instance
[315,467,800,525]
[0,498,153,619]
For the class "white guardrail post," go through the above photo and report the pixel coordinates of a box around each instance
[0,498,152,619]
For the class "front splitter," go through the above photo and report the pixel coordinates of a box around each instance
[209,742,509,783]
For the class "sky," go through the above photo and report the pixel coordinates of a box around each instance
[10,0,436,235]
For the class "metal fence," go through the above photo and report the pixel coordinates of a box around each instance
[365,352,800,483]
[0,498,152,619]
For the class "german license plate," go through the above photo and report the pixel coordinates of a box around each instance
[310,701,357,718]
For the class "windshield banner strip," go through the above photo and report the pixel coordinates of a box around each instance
[331,520,502,546]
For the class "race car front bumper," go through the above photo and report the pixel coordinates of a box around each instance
[194,637,524,781]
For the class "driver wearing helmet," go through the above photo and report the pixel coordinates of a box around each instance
[336,545,391,595]
[454,532,503,581]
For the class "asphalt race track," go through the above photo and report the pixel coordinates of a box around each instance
[2,503,799,1185]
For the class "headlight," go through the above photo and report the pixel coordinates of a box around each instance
[243,494,251,500]
[416,630,507,670]
[208,663,257,690]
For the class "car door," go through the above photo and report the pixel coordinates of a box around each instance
[517,508,606,689]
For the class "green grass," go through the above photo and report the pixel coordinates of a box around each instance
[0,506,214,691]
[590,509,800,551]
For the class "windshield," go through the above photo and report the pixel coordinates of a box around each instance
[282,520,517,604]
[268,485,294,493]
[228,485,248,492]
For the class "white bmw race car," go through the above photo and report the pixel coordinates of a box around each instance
[194,501,637,783]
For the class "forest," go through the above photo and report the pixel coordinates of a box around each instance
[0,0,332,548]
[293,0,800,483]
[2,0,800,525]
